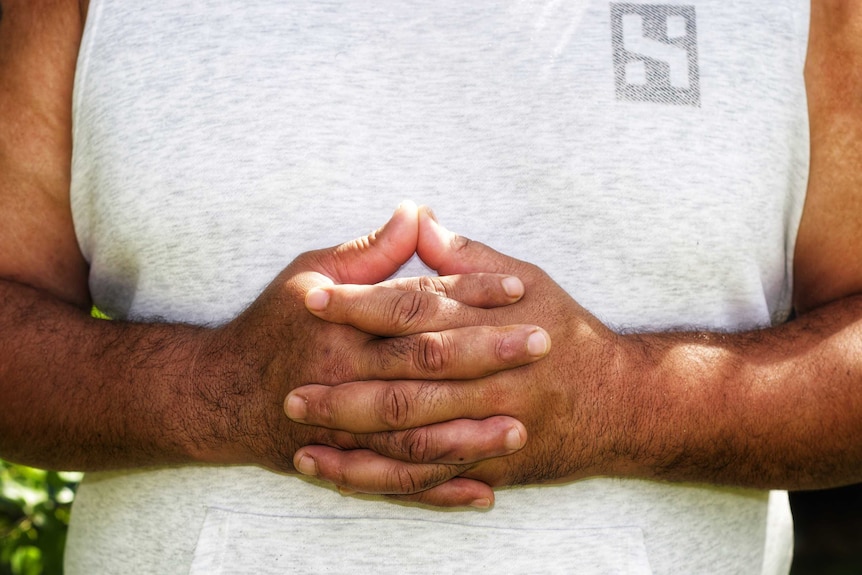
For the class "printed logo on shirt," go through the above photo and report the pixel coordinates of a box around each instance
[610,3,700,106]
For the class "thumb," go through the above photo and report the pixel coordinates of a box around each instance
[416,206,522,276]
[314,201,419,284]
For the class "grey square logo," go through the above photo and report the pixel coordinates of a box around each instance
[611,4,700,106]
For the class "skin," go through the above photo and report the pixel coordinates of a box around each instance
[0,0,545,508]
[1,0,861,511]
[294,207,862,496]
[286,0,862,502]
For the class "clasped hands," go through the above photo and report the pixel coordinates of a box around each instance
[204,202,632,508]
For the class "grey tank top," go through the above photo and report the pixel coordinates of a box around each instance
[67,1,809,573]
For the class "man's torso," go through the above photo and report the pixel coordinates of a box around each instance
[66,1,808,573]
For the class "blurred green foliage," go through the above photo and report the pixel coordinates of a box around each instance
[0,460,81,575]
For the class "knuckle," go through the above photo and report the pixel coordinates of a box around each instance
[371,334,420,376]
[389,291,434,331]
[375,385,412,429]
[493,329,515,363]
[328,459,350,486]
[403,428,434,462]
[388,465,423,494]
[417,276,451,298]
[296,249,336,278]
[452,235,472,255]
[416,275,437,293]
[313,392,337,426]
[515,259,543,282]
[328,250,353,280]
[316,342,358,384]
[291,249,316,269]
[387,463,461,494]
[414,332,451,376]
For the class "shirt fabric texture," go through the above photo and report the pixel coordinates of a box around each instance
[67,1,810,573]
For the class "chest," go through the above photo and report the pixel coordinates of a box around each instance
[71,0,809,330]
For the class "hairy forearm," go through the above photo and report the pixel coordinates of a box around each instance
[0,278,219,471]
[623,294,862,490]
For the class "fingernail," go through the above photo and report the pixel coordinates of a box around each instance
[501,277,524,299]
[505,427,525,451]
[470,498,492,509]
[285,394,307,421]
[305,288,330,312]
[338,486,357,496]
[296,454,318,476]
[527,330,550,357]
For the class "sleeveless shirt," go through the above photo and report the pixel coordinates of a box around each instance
[66,1,809,573]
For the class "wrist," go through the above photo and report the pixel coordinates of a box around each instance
[179,323,256,465]
[611,330,752,484]
[608,331,706,480]
[603,332,658,478]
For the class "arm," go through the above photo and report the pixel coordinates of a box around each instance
[292,215,862,494]
[288,0,862,495]
[2,200,535,477]
[0,2,540,505]
[795,0,862,314]
[619,4,862,486]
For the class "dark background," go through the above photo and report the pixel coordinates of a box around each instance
[791,484,862,574]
